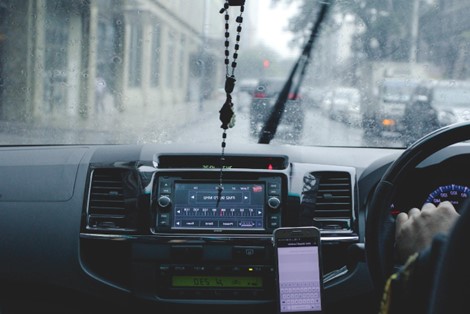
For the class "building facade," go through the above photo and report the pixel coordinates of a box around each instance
[0,0,224,122]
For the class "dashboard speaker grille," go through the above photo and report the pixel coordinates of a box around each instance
[86,168,138,232]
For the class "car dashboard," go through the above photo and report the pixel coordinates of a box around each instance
[1,142,468,313]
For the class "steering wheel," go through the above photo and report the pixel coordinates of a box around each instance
[365,121,470,292]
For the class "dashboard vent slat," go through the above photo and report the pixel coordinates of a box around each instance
[86,168,138,232]
[317,174,351,208]
[302,171,353,231]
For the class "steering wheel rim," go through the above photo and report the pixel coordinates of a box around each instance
[365,121,470,292]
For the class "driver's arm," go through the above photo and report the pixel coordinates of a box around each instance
[395,201,460,264]
[379,201,460,314]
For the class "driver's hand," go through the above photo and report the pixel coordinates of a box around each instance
[395,201,460,264]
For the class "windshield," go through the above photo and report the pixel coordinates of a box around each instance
[1,0,469,148]
[433,85,470,108]
[335,89,359,102]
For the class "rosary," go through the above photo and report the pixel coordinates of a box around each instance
[217,0,245,198]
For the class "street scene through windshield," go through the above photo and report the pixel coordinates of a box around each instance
[1,0,469,148]
[2,2,470,313]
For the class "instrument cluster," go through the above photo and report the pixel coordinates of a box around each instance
[392,154,470,214]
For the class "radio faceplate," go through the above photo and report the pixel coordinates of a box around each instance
[153,172,287,234]
[157,263,275,300]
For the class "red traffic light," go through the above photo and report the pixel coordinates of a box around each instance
[263,59,270,68]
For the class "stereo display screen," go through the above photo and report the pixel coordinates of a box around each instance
[172,182,265,230]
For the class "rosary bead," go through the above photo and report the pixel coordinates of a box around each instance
[225,14,229,21]
[224,2,229,9]
[236,16,243,23]
[225,50,229,56]
[236,35,240,41]
[232,61,237,68]
[225,59,229,65]
[225,32,229,38]
[222,132,227,139]
[225,75,236,93]
[237,26,242,32]
[233,52,238,59]
[240,5,244,12]
[235,44,239,50]
[225,40,229,47]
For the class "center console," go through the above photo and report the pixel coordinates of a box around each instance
[80,152,359,310]
[149,170,288,301]
[154,172,285,234]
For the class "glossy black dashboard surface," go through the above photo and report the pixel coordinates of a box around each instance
[1,143,467,313]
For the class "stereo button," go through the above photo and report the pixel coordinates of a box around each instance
[160,181,171,188]
[160,187,172,194]
[268,197,281,210]
[269,215,280,228]
[158,213,170,227]
[158,195,171,208]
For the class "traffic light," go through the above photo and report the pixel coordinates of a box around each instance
[263,59,270,68]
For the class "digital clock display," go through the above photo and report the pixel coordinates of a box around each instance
[172,276,263,288]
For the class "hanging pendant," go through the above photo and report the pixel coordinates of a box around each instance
[219,95,234,130]
[217,0,244,196]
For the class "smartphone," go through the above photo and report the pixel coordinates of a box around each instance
[273,226,324,314]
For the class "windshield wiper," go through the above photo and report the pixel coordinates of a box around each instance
[258,0,333,144]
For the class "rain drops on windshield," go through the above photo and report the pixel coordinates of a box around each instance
[0,0,469,148]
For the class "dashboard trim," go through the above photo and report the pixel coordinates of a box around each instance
[79,232,359,243]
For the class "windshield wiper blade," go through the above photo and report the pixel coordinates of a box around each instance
[258,0,332,144]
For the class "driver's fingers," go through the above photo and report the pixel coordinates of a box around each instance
[396,207,419,234]
[436,201,458,214]
[421,202,437,214]
[396,212,409,226]
[396,207,422,233]
[408,207,421,218]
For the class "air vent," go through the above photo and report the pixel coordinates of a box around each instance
[302,171,353,231]
[86,168,138,232]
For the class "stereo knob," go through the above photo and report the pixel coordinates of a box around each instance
[268,197,281,210]
[158,195,172,208]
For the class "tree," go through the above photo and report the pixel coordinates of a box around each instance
[273,0,415,62]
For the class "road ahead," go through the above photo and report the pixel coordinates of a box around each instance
[172,94,405,148]
[0,94,405,148]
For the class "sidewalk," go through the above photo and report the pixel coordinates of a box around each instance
[0,97,224,144]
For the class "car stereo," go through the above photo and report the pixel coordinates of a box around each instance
[157,263,275,300]
[153,172,286,234]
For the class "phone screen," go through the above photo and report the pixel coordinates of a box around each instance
[276,235,323,313]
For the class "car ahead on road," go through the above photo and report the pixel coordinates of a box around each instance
[325,87,361,127]
[431,80,470,126]
[401,80,470,145]
[300,85,329,109]
[249,78,304,140]
[363,77,421,137]
[401,84,440,145]
[237,78,258,94]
